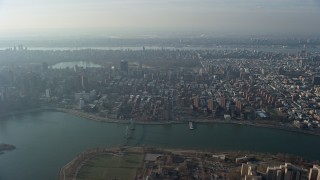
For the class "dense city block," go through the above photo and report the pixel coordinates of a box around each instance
[1,46,320,135]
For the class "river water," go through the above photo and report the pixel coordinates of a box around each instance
[0,111,320,180]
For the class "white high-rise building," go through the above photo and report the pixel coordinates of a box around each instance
[79,98,85,109]
[45,89,50,98]
[309,165,320,180]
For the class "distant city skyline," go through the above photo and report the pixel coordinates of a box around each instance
[1,0,320,38]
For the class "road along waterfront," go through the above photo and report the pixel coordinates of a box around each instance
[47,107,320,136]
[1,111,320,180]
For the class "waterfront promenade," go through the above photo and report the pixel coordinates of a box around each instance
[51,107,320,136]
[2,106,320,137]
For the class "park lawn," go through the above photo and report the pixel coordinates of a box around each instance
[77,153,143,180]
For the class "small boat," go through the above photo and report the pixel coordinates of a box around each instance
[189,122,194,130]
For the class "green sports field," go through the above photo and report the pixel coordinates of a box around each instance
[77,153,143,180]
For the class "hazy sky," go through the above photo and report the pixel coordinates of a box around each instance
[0,0,320,37]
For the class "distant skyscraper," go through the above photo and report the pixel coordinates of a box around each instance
[18,44,24,51]
[120,60,128,74]
[45,89,50,98]
[266,163,308,180]
[79,98,85,109]
[81,75,88,90]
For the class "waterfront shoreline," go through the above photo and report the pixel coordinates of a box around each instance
[55,108,320,136]
[58,146,313,180]
[3,107,320,136]
[57,146,245,180]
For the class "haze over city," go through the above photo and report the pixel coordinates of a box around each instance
[1,0,320,38]
[3,0,320,180]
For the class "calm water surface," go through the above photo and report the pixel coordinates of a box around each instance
[0,111,320,180]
